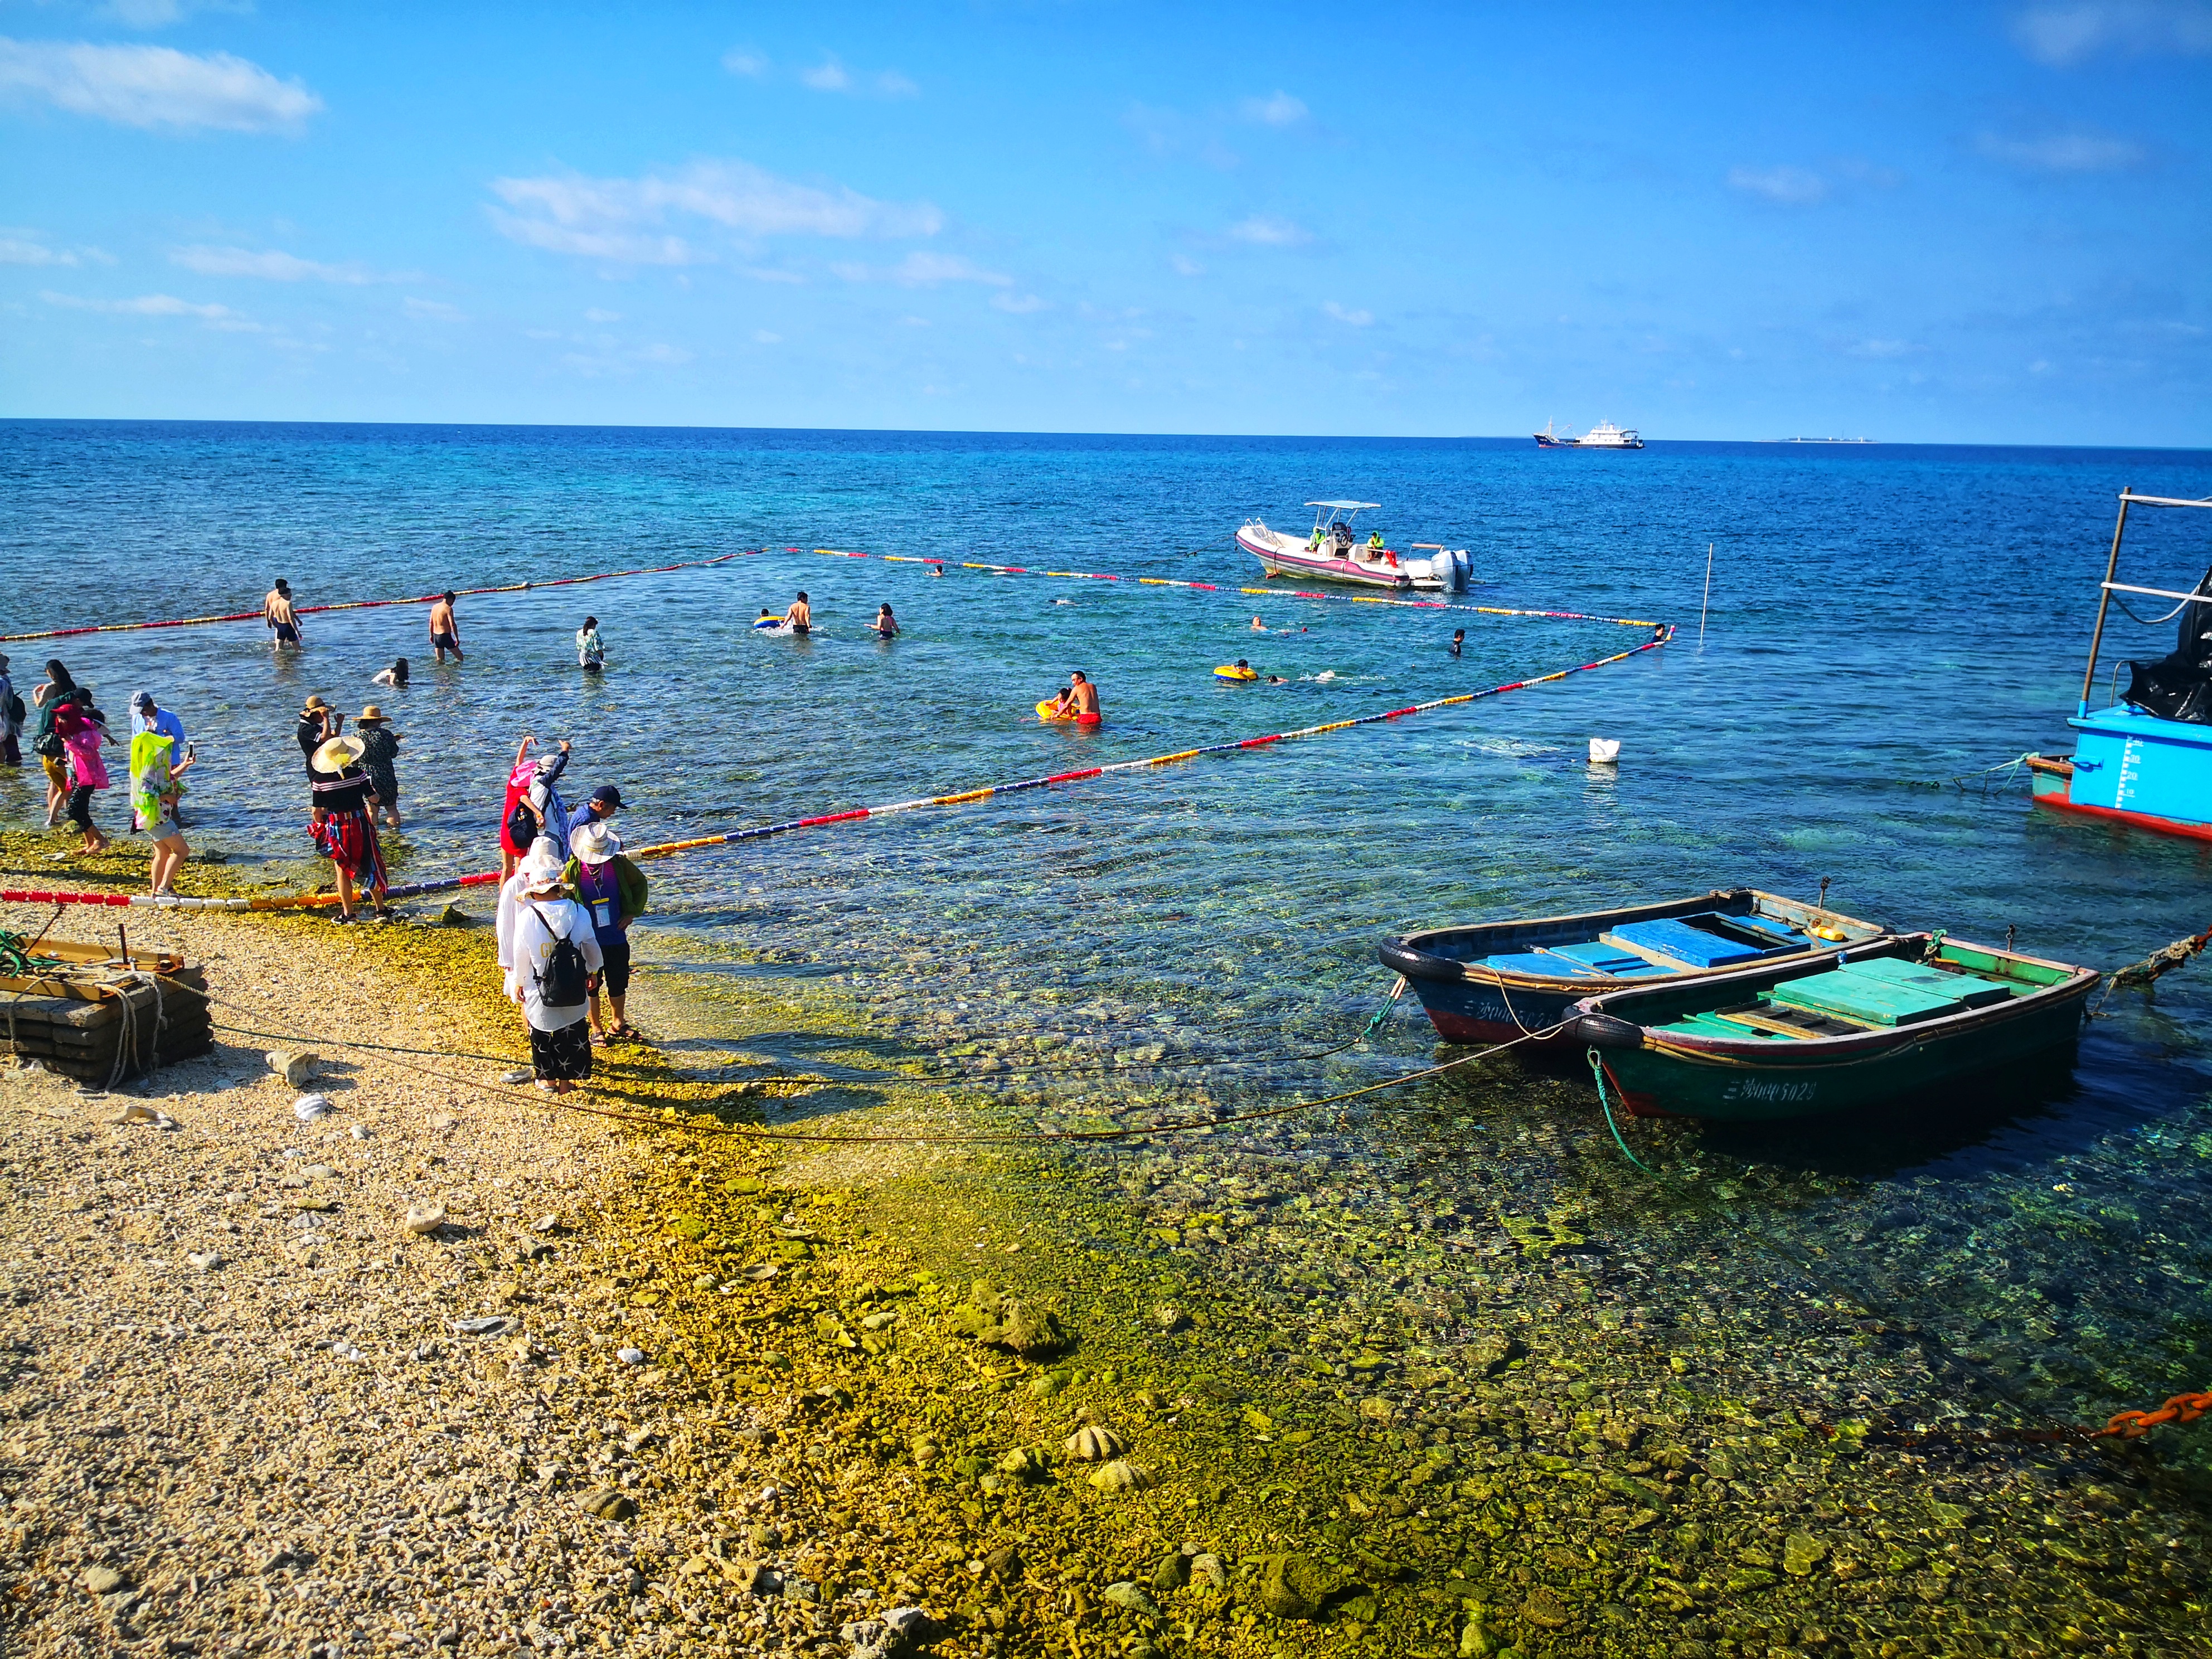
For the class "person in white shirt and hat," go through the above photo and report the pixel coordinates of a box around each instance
[503,856,603,1093]
[497,836,564,979]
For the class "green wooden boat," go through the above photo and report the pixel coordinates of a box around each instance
[1571,934,2098,1122]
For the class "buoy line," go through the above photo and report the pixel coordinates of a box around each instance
[803,545,1665,627]
[6,536,1662,647]
[0,626,1672,915]
[0,549,760,644]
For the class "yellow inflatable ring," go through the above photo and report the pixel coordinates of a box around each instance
[1214,663,1258,682]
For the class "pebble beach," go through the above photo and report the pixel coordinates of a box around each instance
[4,828,2212,1659]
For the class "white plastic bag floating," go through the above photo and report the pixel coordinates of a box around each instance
[1588,738,1622,764]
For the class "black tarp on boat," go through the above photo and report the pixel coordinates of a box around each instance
[2122,566,2212,725]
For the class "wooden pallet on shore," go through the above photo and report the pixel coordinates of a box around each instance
[1,937,212,1085]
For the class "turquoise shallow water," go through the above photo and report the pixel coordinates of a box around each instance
[9,420,2212,1458]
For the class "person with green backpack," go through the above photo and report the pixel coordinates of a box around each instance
[503,861,603,1093]
[566,818,648,1045]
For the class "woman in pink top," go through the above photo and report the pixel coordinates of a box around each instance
[52,691,114,856]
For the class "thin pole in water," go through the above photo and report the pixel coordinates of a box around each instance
[1698,542,1715,648]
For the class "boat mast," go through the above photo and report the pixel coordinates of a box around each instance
[2078,487,2132,717]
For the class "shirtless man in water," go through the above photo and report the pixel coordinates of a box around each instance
[1068,671,1100,721]
[787,592,812,636]
[264,580,302,652]
[429,591,464,663]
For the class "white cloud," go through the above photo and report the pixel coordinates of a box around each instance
[1239,90,1307,126]
[584,307,622,322]
[1225,214,1311,247]
[1849,338,1920,358]
[41,288,230,317]
[800,55,916,97]
[721,46,769,79]
[1322,300,1373,327]
[1125,103,1240,169]
[833,250,1011,287]
[754,328,781,343]
[1169,253,1205,277]
[402,297,465,321]
[489,160,943,266]
[2011,1,2212,64]
[992,292,1047,313]
[0,230,99,266]
[1727,164,1828,205]
[1976,127,2147,171]
[98,0,254,25]
[0,38,321,132]
[170,244,401,283]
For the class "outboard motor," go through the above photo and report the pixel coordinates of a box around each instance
[1452,549,1473,591]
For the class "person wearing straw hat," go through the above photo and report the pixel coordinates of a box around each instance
[505,858,602,1093]
[308,731,388,923]
[355,705,403,830]
[566,817,648,1045]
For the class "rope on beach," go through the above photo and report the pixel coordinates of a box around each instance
[193,995,1567,1148]
[0,628,1674,916]
[807,545,1666,628]
[0,550,760,644]
[203,974,1410,1090]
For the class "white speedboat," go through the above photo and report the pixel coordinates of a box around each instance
[1236,501,1469,592]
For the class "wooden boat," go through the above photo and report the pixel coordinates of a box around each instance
[1377,887,1888,1049]
[0,935,212,1084]
[1571,934,2098,1122]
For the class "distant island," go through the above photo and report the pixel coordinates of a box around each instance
[1754,436,1878,444]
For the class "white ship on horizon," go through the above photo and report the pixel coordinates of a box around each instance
[1534,419,1644,449]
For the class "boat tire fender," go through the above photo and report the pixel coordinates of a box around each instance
[1575,1012,1644,1050]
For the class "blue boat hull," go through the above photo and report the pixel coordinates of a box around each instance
[2034,704,2212,840]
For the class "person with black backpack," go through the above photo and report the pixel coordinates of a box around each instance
[502,860,603,1092]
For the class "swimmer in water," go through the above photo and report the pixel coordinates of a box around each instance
[1251,615,1267,632]
[788,591,812,636]
[1451,628,1465,658]
[1266,674,1288,684]
[872,604,898,639]
[1068,671,1100,722]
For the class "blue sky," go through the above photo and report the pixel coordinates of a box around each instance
[2,1,2207,442]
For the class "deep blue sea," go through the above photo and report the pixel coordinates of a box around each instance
[9,420,2212,1435]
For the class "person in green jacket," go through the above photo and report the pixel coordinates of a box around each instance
[566,817,648,1044]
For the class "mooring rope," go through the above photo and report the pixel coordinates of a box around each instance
[203,994,1564,1147]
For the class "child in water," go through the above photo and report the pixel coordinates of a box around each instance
[576,617,607,671]
[373,658,410,688]
[872,604,899,639]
